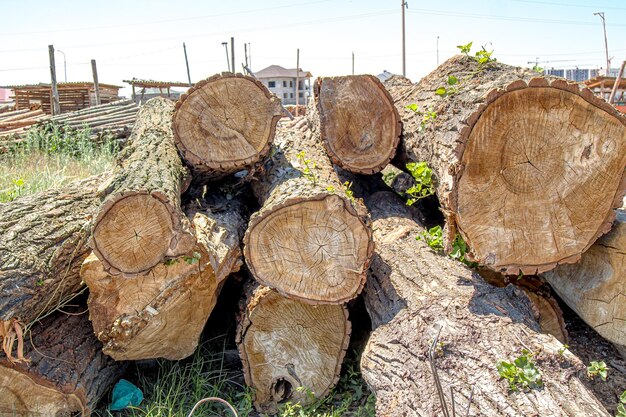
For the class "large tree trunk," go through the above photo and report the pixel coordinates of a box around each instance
[237,285,350,415]
[173,73,283,179]
[243,114,374,304]
[0,174,105,332]
[542,210,625,353]
[386,55,626,275]
[360,188,610,417]
[90,97,195,278]
[314,75,401,174]
[82,193,246,360]
[0,312,126,416]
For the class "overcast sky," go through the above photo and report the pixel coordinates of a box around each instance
[1,0,625,97]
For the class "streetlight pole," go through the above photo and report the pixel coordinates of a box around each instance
[222,42,230,72]
[401,0,407,76]
[594,12,610,75]
[56,49,67,82]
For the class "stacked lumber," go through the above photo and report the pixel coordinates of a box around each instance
[0,108,46,137]
[1,59,625,416]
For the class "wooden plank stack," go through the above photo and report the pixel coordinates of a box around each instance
[0,57,625,416]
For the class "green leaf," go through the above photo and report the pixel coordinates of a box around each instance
[617,403,626,417]
[447,75,458,85]
[620,391,626,404]
[435,87,447,97]
[405,103,418,112]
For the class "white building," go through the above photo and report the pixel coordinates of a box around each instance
[254,65,312,105]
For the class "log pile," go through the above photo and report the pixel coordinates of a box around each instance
[0,57,625,416]
[0,99,139,142]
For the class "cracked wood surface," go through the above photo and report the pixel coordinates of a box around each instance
[173,73,283,179]
[243,109,374,304]
[386,55,626,275]
[542,210,626,352]
[314,75,401,174]
[0,174,105,326]
[82,192,246,360]
[0,312,126,416]
[237,285,350,415]
[360,189,609,417]
[90,97,195,277]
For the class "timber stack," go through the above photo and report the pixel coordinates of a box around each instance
[0,58,624,416]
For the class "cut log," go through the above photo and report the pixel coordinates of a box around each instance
[387,55,626,275]
[314,75,401,174]
[243,114,374,304]
[173,73,283,178]
[360,188,610,416]
[0,312,126,416]
[237,285,350,414]
[542,210,626,352]
[90,97,195,277]
[0,175,105,331]
[82,193,246,360]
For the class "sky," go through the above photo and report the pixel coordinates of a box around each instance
[1,0,625,97]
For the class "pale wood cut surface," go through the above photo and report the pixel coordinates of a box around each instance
[237,286,350,414]
[91,97,195,277]
[542,211,626,351]
[173,73,283,177]
[243,113,374,304]
[0,313,126,416]
[360,189,609,417]
[315,75,401,173]
[386,55,626,275]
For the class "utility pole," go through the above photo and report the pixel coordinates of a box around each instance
[436,36,439,66]
[57,49,67,82]
[231,37,235,75]
[248,43,252,70]
[352,52,355,75]
[48,45,61,115]
[401,0,407,76]
[594,12,610,75]
[222,42,230,72]
[244,43,249,68]
[608,60,625,103]
[91,59,101,106]
[295,48,300,117]
[183,42,192,86]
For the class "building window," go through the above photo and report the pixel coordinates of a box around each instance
[283,93,288,98]
[283,81,287,87]
[290,93,293,98]
[268,81,276,88]
[289,81,293,87]
[299,92,304,98]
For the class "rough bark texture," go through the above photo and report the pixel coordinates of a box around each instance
[90,97,195,277]
[82,193,246,360]
[360,189,610,417]
[314,75,401,174]
[237,285,350,415]
[0,312,126,416]
[387,54,626,275]
[0,174,106,328]
[542,210,626,352]
[173,72,283,179]
[243,112,374,304]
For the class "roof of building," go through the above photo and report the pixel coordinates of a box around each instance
[585,76,626,90]
[3,82,122,90]
[123,78,191,88]
[254,65,312,79]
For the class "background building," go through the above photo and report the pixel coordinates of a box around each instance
[254,65,312,105]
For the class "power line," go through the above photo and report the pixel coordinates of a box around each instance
[510,0,626,11]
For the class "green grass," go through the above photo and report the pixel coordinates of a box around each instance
[0,122,118,202]
[96,336,375,417]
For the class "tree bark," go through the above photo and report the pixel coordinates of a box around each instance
[314,75,401,174]
[173,73,284,179]
[386,54,626,275]
[0,312,126,416]
[542,210,626,353]
[243,114,374,304]
[360,189,610,417]
[237,285,350,415]
[0,174,105,330]
[90,97,195,278]
[82,193,246,360]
